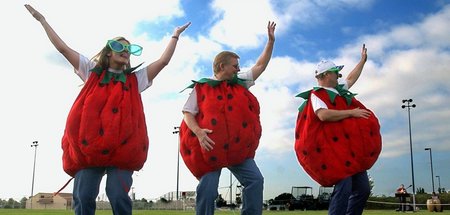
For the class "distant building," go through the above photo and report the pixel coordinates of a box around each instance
[152,191,196,210]
[161,191,196,201]
[26,192,72,210]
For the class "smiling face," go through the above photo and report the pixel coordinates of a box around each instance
[317,70,340,88]
[108,39,131,70]
[217,57,240,81]
[213,51,241,81]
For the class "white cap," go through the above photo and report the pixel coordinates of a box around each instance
[315,60,344,77]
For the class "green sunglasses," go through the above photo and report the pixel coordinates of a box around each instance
[107,40,143,56]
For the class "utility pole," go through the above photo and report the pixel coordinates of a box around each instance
[30,140,39,209]
[401,99,416,211]
[173,126,180,201]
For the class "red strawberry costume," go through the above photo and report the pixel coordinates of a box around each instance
[179,78,261,179]
[294,85,381,186]
[62,66,148,177]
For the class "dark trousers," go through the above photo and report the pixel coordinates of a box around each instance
[328,171,370,215]
[73,167,133,215]
[398,196,406,212]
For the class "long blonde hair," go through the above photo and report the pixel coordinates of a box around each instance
[90,36,132,70]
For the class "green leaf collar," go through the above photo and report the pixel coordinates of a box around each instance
[180,74,247,93]
[295,84,357,112]
[90,62,144,84]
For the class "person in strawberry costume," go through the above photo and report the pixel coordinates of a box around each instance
[294,44,382,215]
[25,4,190,215]
[180,21,276,215]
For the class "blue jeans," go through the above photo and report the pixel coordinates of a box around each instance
[328,171,370,215]
[73,167,133,215]
[196,158,264,215]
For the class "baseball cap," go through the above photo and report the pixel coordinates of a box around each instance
[314,60,344,77]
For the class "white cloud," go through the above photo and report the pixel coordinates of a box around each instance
[209,0,277,49]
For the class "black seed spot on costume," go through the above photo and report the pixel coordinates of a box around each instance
[102,149,109,155]
[303,114,307,120]
[242,122,248,128]
[99,128,104,136]
[332,136,338,142]
[316,147,321,153]
[82,139,88,146]
[186,149,191,155]
[227,94,233,99]
[235,137,240,143]
[210,156,217,162]
[123,85,129,91]
[351,151,355,158]
[345,161,351,167]
[121,140,128,145]
[345,133,350,139]
[217,95,223,100]
[370,131,374,136]
[228,106,233,111]
[223,144,229,150]
[370,151,375,157]
[112,107,119,113]
[211,118,217,126]
[321,164,327,170]
[302,150,308,156]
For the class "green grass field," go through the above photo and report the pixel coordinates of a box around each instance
[1,209,449,215]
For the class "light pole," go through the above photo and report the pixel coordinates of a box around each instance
[30,140,39,209]
[436,176,441,193]
[401,99,416,211]
[173,126,180,201]
[424,148,435,193]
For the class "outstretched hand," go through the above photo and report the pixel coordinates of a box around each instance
[25,4,45,22]
[173,22,192,37]
[267,21,276,42]
[361,44,368,62]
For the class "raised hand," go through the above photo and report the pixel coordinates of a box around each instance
[361,44,368,62]
[267,21,276,42]
[173,22,192,37]
[25,4,45,22]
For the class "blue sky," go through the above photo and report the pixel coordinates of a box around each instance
[1,0,450,203]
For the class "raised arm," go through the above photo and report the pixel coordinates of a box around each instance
[346,44,368,89]
[251,21,276,81]
[146,22,191,82]
[25,4,80,69]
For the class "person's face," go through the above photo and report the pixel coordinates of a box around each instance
[328,70,341,79]
[218,57,240,81]
[320,70,340,87]
[108,39,131,69]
